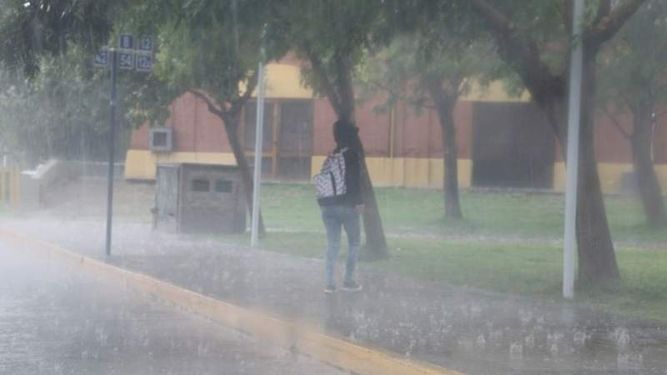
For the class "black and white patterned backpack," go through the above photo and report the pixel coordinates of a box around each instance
[313,147,348,199]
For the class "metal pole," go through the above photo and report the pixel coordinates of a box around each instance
[105,49,118,256]
[250,61,266,247]
[563,0,584,299]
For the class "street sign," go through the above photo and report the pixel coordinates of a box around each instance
[119,34,134,50]
[99,34,153,257]
[135,54,153,72]
[118,51,135,70]
[93,49,109,68]
[137,36,154,52]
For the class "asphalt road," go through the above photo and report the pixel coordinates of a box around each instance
[0,240,344,375]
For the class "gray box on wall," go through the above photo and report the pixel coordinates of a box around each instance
[154,163,246,234]
[149,128,173,152]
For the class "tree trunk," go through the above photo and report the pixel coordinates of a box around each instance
[574,114,621,287]
[359,166,389,259]
[570,52,620,288]
[326,55,389,260]
[339,117,389,260]
[631,100,667,227]
[223,115,266,236]
[538,55,620,289]
[428,81,463,220]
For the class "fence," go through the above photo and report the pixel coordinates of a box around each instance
[0,167,20,207]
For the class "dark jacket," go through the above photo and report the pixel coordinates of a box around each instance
[317,147,363,207]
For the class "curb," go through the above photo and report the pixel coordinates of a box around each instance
[0,229,465,375]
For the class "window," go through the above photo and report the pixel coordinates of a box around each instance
[191,178,210,192]
[214,179,233,193]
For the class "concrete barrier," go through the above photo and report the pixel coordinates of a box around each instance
[19,160,124,210]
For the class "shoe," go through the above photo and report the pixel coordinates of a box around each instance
[341,281,362,292]
[324,285,336,294]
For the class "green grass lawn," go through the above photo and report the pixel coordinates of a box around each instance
[261,183,667,244]
[232,231,667,321]
[244,183,667,321]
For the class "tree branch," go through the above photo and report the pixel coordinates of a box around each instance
[562,0,573,33]
[586,0,647,47]
[367,80,436,110]
[467,0,565,104]
[229,69,259,118]
[188,89,227,121]
[333,51,355,121]
[594,0,612,26]
[602,105,632,139]
[302,42,342,116]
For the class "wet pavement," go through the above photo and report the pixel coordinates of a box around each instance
[2,214,667,375]
[0,240,344,375]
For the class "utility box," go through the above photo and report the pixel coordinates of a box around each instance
[154,163,246,233]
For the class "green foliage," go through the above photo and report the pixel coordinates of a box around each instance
[597,0,667,116]
[0,0,122,76]
[123,0,285,124]
[0,49,110,163]
[272,0,386,105]
[358,34,499,112]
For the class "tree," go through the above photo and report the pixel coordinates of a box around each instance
[126,0,286,235]
[0,0,120,77]
[597,0,667,227]
[0,0,128,166]
[360,10,501,220]
[274,0,389,259]
[467,0,647,288]
[0,51,111,165]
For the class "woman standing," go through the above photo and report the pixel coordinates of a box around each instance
[316,120,364,294]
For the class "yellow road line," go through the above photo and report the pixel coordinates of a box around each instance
[0,229,465,375]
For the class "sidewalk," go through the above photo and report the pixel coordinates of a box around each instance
[3,216,667,375]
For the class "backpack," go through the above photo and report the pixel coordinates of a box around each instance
[313,147,348,199]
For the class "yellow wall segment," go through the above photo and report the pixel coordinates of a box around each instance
[311,156,472,189]
[125,150,236,180]
[460,80,531,103]
[553,162,667,193]
[0,167,21,207]
[255,64,314,99]
[129,149,667,195]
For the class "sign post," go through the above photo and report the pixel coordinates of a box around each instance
[250,60,266,248]
[563,0,584,299]
[95,34,153,256]
[105,49,118,256]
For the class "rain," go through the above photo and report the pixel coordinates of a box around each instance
[1,1,667,374]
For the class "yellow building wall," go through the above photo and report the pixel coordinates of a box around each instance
[310,156,472,189]
[553,162,667,193]
[460,80,531,102]
[254,64,314,99]
[128,148,667,195]
[258,65,522,101]
[0,167,21,207]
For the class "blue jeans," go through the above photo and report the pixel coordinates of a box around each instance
[320,205,361,287]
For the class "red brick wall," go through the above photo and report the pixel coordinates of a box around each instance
[129,91,666,167]
[311,96,473,159]
[594,111,633,164]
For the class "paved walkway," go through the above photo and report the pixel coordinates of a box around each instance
[0,239,343,375]
[2,217,667,375]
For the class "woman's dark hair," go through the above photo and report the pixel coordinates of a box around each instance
[333,120,359,149]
